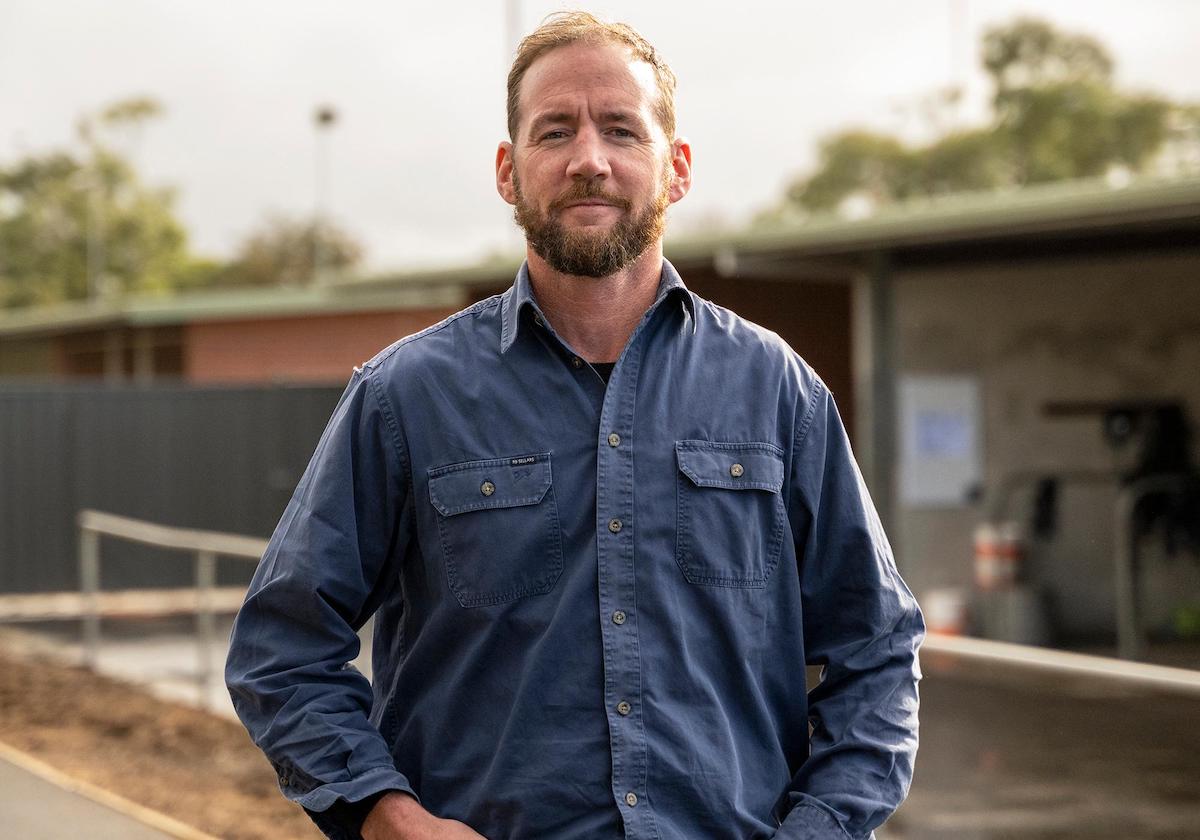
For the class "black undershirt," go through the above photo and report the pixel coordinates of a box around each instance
[592,362,616,384]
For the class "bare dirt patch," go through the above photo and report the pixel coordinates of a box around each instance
[0,648,321,840]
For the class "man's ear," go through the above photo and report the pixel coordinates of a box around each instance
[668,138,693,204]
[496,142,517,206]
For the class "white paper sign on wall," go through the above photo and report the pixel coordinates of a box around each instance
[899,374,982,507]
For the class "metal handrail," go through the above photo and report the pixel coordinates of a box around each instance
[76,509,267,706]
[922,631,1200,696]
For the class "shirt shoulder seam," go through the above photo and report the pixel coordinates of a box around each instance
[794,372,826,450]
[364,371,413,493]
[362,295,503,371]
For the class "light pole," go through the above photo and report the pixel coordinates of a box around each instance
[313,104,338,286]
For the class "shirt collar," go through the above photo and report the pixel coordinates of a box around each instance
[499,257,696,354]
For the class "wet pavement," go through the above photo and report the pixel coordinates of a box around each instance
[5,619,1199,839]
[880,654,1200,839]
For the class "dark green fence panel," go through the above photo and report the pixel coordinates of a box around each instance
[0,380,344,593]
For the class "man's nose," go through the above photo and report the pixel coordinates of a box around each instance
[565,127,611,180]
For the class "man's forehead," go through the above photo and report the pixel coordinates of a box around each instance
[519,42,659,116]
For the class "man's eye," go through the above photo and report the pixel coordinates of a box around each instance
[541,130,568,140]
[609,128,635,138]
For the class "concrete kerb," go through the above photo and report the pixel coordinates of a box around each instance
[0,738,221,840]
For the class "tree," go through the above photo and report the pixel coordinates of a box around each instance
[202,214,364,289]
[0,97,198,308]
[0,98,368,308]
[769,17,1197,219]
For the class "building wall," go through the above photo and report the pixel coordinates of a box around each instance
[57,327,184,380]
[894,249,1200,640]
[0,337,55,377]
[184,308,458,384]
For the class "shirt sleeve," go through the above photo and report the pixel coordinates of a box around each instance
[775,375,925,840]
[224,367,419,840]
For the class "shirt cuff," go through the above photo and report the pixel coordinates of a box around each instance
[278,764,417,840]
[775,802,857,840]
[312,788,402,840]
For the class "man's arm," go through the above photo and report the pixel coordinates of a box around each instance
[225,368,424,839]
[777,375,925,840]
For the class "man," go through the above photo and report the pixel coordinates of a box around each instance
[226,12,923,840]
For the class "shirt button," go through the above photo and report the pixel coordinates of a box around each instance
[534,314,546,327]
[612,610,627,625]
[730,463,744,478]
[617,700,631,716]
[625,792,638,807]
[608,518,623,533]
[480,480,496,496]
[571,356,584,369]
[607,432,621,447]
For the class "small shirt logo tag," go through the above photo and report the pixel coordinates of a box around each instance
[510,455,538,466]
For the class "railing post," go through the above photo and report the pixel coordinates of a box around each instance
[79,527,101,669]
[196,549,218,708]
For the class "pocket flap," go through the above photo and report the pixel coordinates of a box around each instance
[429,453,553,517]
[676,441,784,492]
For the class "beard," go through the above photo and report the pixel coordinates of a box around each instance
[512,169,671,278]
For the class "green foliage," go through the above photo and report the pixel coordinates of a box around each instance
[0,96,365,309]
[772,17,1196,219]
[787,131,915,211]
[187,214,364,290]
[0,97,198,308]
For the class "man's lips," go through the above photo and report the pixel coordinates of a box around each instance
[549,191,631,213]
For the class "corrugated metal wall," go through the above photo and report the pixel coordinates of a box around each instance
[0,380,345,593]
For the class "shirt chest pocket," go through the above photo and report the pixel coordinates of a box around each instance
[675,440,786,588]
[428,453,563,607]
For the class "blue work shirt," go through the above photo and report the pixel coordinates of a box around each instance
[225,259,924,840]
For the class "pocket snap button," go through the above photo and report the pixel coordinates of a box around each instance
[730,463,744,477]
[481,480,496,496]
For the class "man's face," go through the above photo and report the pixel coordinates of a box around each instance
[497,41,691,278]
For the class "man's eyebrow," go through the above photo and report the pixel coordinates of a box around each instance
[527,109,648,136]
[598,111,644,126]
[528,112,574,135]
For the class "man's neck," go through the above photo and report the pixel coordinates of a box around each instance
[526,244,664,364]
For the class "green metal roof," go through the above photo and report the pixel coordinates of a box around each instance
[663,173,1200,265]
[2,174,1197,339]
[0,277,465,338]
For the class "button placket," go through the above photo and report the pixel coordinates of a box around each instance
[592,305,662,838]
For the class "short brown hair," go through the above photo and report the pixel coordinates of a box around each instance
[506,11,678,141]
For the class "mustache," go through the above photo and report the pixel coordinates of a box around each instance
[548,182,632,214]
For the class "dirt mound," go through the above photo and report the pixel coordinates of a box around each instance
[0,649,321,840]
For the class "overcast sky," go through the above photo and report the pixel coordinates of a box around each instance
[3,1,1198,271]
